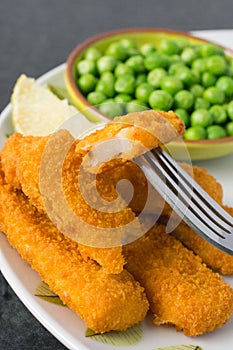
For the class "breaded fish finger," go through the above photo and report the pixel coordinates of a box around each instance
[171,220,233,275]
[170,165,233,275]
[124,223,233,336]
[76,110,185,171]
[0,182,149,333]
[0,162,5,232]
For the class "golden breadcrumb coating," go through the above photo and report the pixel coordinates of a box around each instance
[0,132,50,210]
[76,110,185,163]
[0,180,149,333]
[171,221,233,275]
[124,223,233,336]
[0,162,5,232]
[61,139,136,273]
[96,159,163,215]
[170,165,233,275]
[0,133,23,188]
[0,131,135,273]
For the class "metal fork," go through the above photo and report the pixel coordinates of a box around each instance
[135,147,233,255]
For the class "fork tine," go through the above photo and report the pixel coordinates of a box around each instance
[143,152,229,237]
[156,148,233,228]
[152,148,233,236]
[135,149,233,255]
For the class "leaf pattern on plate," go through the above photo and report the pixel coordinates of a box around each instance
[85,323,142,346]
[35,281,66,307]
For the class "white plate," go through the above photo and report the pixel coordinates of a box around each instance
[1,31,233,350]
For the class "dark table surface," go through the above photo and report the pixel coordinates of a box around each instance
[1,0,233,348]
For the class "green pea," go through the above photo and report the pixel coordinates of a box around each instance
[144,52,168,70]
[76,59,96,75]
[97,55,117,74]
[227,101,233,120]
[174,67,194,86]
[199,43,224,57]
[125,55,146,73]
[77,73,97,94]
[98,99,123,118]
[105,41,128,61]
[96,72,115,97]
[160,76,183,95]
[207,125,227,139]
[226,121,233,136]
[95,80,110,97]
[174,108,189,126]
[181,47,198,65]
[174,66,196,86]
[135,73,147,86]
[135,83,154,103]
[127,48,140,56]
[191,69,201,84]
[222,103,229,112]
[84,47,102,61]
[194,97,210,110]
[209,105,227,124]
[206,55,227,75]
[115,93,132,103]
[216,76,233,97]
[201,72,217,87]
[192,45,201,56]
[119,38,137,50]
[147,68,167,88]
[191,58,207,73]
[87,91,106,106]
[203,86,225,104]
[168,62,186,75]
[183,126,207,140]
[169,54,181,64]
[190,44,201,56]
[176,37,190,50]
[149,90,173,111]
[140,43,156,56]
[115,74,136,94]
[126,100,148,113]
[174,90,194,110]
[226,62,233,77]
[230,58,233,69]
[229,58,233,76]
[190,109,213,127]
[101,71,115,83]
[189,84,204,98]
[159,39,180,56]
[115,63,134,77]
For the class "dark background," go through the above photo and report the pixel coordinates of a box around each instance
[0,0,233,348]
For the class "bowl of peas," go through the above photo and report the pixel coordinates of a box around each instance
[65,28,233,160]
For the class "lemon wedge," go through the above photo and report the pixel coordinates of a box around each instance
[11,74,78,136]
